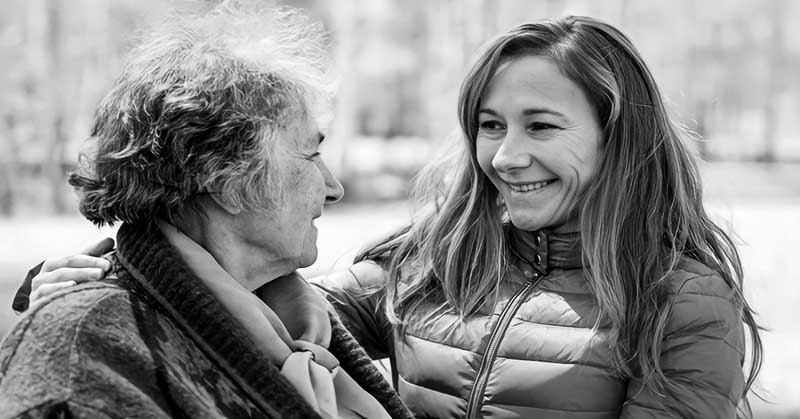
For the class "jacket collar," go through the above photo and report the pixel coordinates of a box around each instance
[506,225,583,276]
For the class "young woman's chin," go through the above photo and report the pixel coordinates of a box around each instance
[508,213,579,233]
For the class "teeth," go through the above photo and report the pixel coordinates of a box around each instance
[508,180,553,192]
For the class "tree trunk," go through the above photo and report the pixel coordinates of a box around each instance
[0,162,13,216]
[45,0,68,213]
[760,0,784,163]
[328,0,357,182]
[0,114,18,215]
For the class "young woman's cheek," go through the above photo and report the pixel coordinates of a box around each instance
[475,138,500,178]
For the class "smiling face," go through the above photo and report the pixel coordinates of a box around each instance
[476,55,602,233]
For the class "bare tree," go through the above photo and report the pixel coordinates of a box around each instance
[44,0,69,213]
[761,0,785,163]
[328,0,357,179]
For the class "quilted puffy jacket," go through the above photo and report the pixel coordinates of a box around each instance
[316,229,747,418]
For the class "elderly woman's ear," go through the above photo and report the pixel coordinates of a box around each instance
[209,192,243,215]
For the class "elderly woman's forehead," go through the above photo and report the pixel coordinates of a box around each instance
[279,117,323,148]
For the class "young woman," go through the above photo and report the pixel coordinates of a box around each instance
[21,16,761,419]
[315,16,762,418]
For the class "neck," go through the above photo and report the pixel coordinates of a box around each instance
[174,212,294,292]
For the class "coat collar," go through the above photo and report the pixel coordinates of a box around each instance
[114,221,319,417]
[114,221,413,419]
[506,225,583,276]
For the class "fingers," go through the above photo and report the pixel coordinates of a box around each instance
[41,254,112,274]
[29,267,105,305]
[24,238,116,308]
[29,281,78,306]
[39,237,114,278]
[32,266,106,290]
[79,237,115,257]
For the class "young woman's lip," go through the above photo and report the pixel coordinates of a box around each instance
[504,178,559,194]
[504,178,558,186]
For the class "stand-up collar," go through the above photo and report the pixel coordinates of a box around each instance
[506,226,583,276]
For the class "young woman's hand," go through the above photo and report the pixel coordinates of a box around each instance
[26,238,115,307]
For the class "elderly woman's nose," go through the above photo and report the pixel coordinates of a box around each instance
[321,163,344,203]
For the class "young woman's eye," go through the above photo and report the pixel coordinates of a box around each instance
[529,122,560,131]
[478,120,505,131]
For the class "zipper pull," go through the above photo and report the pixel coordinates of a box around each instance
[521,267,540,282]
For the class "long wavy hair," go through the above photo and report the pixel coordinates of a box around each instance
[356,16,762,416]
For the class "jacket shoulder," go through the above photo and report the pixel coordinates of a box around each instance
[0,282,133,368]
[316,260,389,292]
[664,257,737,300]
[0,283,151,417]
[660,257,744,354]
[620,257,747,417]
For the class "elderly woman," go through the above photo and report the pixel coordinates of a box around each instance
[0,5,411,419]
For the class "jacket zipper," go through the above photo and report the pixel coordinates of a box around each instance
[465,273,542,419]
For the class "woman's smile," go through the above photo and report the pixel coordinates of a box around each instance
[505,179,558,193]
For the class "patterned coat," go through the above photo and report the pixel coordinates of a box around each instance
[0,222,413,419]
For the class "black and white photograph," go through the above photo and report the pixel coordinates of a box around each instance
[0,0,797,417]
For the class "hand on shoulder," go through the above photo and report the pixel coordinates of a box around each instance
[23,238,115,310]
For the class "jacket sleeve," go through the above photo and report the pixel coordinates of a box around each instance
[0,287,170,418]
[11,261,42,313]
[310,261,394,360]
[620,274,747,418]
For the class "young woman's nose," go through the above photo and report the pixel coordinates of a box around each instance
[491,129,532,173]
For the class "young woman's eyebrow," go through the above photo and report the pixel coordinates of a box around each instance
[522,108,566,118]
[478,108,566,118]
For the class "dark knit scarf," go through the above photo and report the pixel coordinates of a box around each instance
[113,221,413,419]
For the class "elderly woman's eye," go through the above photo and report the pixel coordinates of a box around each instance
[307,152,321,160]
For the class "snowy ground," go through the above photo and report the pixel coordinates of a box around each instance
[0,163,798,416]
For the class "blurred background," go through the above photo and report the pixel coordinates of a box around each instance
[0,0,798,416]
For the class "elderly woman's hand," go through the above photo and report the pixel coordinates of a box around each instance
[26,238,115,306]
